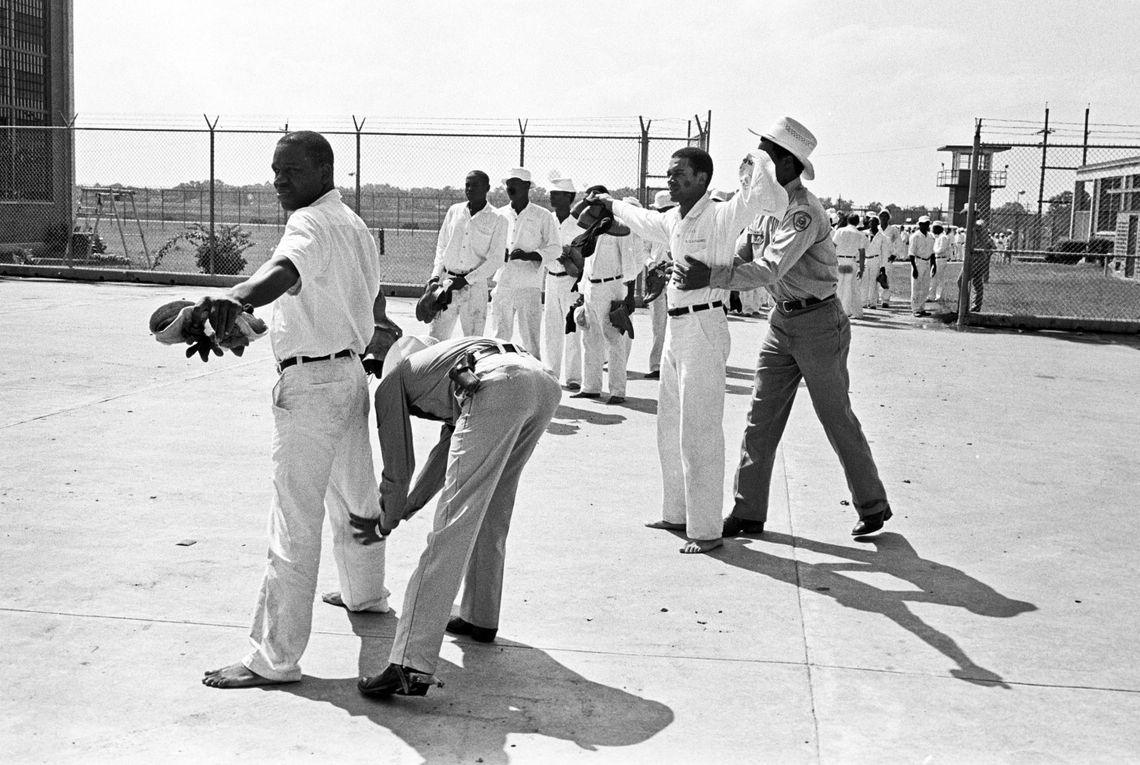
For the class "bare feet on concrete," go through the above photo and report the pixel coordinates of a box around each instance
[644,520,686,531]
[202,663,294,689]
[680,538,723,554]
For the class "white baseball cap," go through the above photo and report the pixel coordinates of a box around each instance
[749,116,818,181]
[917,215,931,223]
[547,170,576,193]
[651,190,675,210]
[503,167,532,184]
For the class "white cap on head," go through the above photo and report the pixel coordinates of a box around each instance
[651,189,675,210]
[503,167,532,184]
[381,336,437,379]
[547,170,576,193]
[918,215,931,223]
[748,116,818,181]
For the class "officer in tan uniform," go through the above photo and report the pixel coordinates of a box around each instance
[674,116,893,538]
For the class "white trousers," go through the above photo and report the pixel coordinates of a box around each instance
[657,309,730,541]
[836,260,863,318]
[388,353,560,674]
[429,281,489,341]
[490,286,542,358]
[739,288,767,314]
[928,259,959,308]
[540,272,582,384]
[910,260,932,313]
[861,257,881,307]
[243,356,388,682]
[581,279,630,397]
[647,295,667,372]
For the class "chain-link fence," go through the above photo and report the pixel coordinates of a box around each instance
[956,114,1140,332]
[0,115,708,289]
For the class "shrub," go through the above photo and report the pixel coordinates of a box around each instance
[1045,239,1087,265]
[156,222,253,274]
[35,222,107,259]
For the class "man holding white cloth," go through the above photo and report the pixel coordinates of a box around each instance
[587,144,788,553]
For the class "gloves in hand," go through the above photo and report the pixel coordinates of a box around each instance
[347,511,385,545]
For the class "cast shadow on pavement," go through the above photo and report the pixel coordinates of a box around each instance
[715,531,1037,689]
[266,638,674,765]
[545,404,626,436]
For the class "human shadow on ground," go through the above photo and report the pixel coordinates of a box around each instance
[713,531,1037,688]
[268,637,673,764]
[545,404,625,436]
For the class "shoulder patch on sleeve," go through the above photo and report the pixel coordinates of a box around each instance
[792,211,811,232]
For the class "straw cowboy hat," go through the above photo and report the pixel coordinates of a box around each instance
[749,116,818,181]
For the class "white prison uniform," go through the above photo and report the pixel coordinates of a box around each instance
[613,153,788,541]
[929,231,957,308]
[645,238,670,372]
[832,226,865,318]
[429,201,507,341]
[863,229,891,307]
[541,214,583,385]
[908,230,935,313]
[580,232,632,397]
[244,188,388,683]
[490,203,561,356]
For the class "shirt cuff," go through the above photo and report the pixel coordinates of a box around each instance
[709,264,735,290]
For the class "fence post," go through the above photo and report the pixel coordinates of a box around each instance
[518,118,528,166]
[60,112,77,268]
[352,115,365,215]
[204,114,219,274]
[956,118,983,329]
[638,116,651,206]
[1034,105,1051,251]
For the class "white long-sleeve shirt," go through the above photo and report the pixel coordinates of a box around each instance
[432,201,508,283]
[611,152,788,309]
[494,202,562,290]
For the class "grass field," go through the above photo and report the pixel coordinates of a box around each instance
[29,224,1140,325]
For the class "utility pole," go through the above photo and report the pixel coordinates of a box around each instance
[1035,105,1054,250]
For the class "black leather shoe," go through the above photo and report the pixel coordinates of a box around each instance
[851,507,893,536]
[569,391,600,399]
[446,616,497,643]
[358,663,436,697]
[722,516,765,536]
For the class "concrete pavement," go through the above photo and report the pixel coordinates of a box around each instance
[2,277,1139,763]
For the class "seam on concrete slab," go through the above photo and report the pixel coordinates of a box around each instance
[0,361,259,431]
[6,607,1140,695]
[781,445,824,762]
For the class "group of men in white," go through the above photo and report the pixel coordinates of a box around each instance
[427,167,779,402]
[829,210,970,318]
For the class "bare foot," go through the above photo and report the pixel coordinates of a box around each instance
[645,520,686,531]
[680,538,723,554]
[321,591,390,613]
[202,662,293,689]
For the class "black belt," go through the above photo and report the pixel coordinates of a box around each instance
[778,294,834,313]
[471,342,526,364]
[446,269,471,279]
[588,275,623,284]
[547,270,570,277]
[668,300,726,317]
[277,348,354,372]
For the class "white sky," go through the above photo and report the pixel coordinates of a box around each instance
[74,0,1138,206]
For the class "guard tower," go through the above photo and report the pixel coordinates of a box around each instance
[937,144,1010,228]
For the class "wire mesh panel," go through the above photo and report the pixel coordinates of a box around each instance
[0,115,702,287]
[960,117,1140,330]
